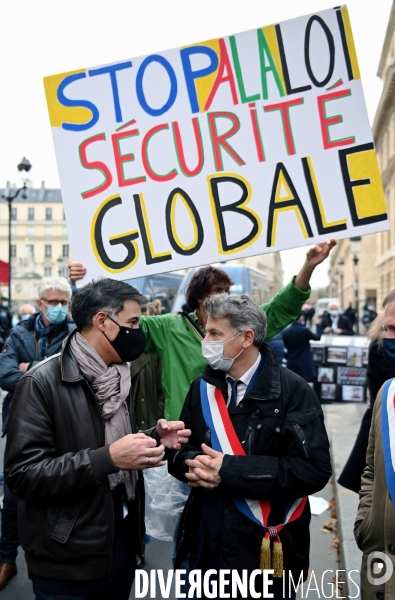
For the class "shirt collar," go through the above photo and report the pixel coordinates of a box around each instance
[227,353,261,385]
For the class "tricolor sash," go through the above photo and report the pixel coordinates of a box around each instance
[381,378,395,505]
[200,378,307,576]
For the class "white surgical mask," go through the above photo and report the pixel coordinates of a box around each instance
[201,331,244,371]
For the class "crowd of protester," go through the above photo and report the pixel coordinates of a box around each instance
[0,238,393,599]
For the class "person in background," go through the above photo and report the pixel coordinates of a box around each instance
[344,302,357,329]
[69,240,337,422]
[0,298,12,352]
[302,303,315,328]
[354,290,395,598]
[131,299,165,560]
[282,313,322,384]
[320,302,354,336]
[18,304,35,323]
[338,311,395,493]
[362,301,378,331]
[0,277,74,591]
[130,299,164,430]
[267,332,285,365]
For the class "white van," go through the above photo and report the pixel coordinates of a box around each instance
[315,297,341,317]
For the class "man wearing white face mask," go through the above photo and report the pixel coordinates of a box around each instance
[168,293,331,599]
[0,277,75,590]
[320,302,354,335]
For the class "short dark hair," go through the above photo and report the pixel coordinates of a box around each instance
[185,266,233,311]
[71,278,146,331]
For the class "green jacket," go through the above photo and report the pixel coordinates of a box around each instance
[140,277,310,420]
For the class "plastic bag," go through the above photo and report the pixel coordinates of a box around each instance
[143,465,189,541]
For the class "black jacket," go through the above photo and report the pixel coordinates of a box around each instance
[320,312,354,335]
[168,343,331,590]
[338,341,395,493]
[4,329,151,581]
[282,322,321,381]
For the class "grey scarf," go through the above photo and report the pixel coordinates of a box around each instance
[70,332,137,499]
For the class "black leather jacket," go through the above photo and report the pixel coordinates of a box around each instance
[168,343,332,593]
[5,329,151,581]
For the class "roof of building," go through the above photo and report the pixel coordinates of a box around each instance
[0,184,62,203]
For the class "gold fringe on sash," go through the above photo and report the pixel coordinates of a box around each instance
[259,536,271,571]
[272,540,283,578]
[260,535,283,578]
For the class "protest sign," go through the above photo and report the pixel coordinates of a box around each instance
[44,5,389,283]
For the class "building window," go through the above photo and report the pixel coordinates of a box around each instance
[62,244,69,258]
[45,208,52,221]
[62,227,68,238]
[10,245,16,258]
[60,266,68,278]
[45,245,52,258]
[45,227,52,238]
[10,207,17,221]
[44,267,52,277]
[27,227,34,238]
[28,207,35,221]
[26,244,34,258]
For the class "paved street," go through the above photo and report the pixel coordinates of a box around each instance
[0,400,365,599]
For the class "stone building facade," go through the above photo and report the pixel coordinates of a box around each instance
[0,182,70,307]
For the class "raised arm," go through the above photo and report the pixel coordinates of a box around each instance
[294,239,336,291]
[263,240,336,341]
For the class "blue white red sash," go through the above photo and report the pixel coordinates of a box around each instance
[381,378,395,505]
[200,379,307,542]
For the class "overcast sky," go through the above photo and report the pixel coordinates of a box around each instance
[0,0,392,288]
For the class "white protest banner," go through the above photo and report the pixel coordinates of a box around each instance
[44,5,388,284]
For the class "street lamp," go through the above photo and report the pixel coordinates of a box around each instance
[337,258,345,309]
[350,237,361,335]
[333,269,339,298]
[1,158,32,309]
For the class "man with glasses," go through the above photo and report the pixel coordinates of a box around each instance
[0,276,74,590]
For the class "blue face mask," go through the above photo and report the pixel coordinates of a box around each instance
[383,338,395,368]
[45,304,68,325]
[21,314,31,321]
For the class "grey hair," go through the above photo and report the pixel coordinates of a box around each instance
[204,293,267,347]
[38,277,72,300]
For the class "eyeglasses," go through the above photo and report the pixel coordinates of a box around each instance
[41,298,69,307]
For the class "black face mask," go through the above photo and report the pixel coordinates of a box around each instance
[103,314,146,362]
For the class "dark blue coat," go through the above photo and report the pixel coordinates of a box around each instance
[0,312,75,394]
[282,322,322,382]
[268,332,285,364]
